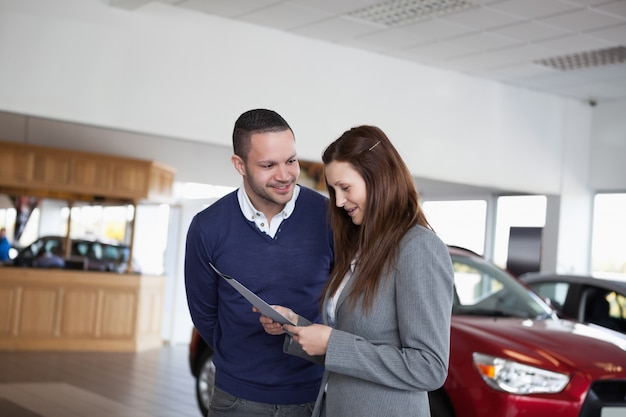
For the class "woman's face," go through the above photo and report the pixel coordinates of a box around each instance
[325,161,367,225]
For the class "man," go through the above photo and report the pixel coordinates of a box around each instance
[185,109,333,417]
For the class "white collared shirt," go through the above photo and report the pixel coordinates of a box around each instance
[326,259,356,327]
[237,185,300,238]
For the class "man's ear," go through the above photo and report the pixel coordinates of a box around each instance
[231,155,246,176]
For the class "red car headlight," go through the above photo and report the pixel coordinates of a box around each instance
[473,352,570,394]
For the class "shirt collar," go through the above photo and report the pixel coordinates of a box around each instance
[237,184,300,222]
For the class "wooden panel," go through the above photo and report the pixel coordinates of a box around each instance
[0,141,174,202]
[99,291,136,338]
[0,287,14,334]
[112,163,148,195]
[0,268,163,351]
[0,149,32,183]
[148,165,174,199]
[32,153,71,185]
[19,288,57,336]
[0,151,12,180]
[72,160,111,190]
[137,289,162,334]
[61,289,98,336]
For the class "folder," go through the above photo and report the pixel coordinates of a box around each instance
[209,262,296,326]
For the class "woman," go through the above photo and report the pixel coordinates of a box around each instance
[260,125,454,417]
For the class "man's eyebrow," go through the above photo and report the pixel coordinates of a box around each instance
[278,154,299,162]
[256,154,298,165]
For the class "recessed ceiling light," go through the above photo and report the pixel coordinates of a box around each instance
[535,46,626,71]
[347,0,475,27]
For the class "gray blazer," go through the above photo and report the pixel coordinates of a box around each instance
[286,225,454,417]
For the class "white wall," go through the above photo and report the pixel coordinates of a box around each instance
[589,100,626,191]
[0,0,589,195]
[554,101,593,273]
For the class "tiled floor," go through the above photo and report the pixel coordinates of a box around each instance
[0,344,201,417]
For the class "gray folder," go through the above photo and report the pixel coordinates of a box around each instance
[209,262,296,326]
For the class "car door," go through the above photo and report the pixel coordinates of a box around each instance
[579,285,626,333]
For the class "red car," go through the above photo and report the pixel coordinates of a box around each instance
[190,246,626,417]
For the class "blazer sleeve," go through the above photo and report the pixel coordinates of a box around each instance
[283,316,326,366]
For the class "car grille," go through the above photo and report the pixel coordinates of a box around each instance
[579,380,626,417]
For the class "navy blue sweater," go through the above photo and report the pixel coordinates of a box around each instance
[185,187,333,404]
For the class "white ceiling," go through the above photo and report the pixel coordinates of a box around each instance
[113,0,626,104]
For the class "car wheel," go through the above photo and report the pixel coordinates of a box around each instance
[195,349,216,416]
[428,388,455,417]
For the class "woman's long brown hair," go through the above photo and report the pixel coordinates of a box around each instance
[322,126,432,313]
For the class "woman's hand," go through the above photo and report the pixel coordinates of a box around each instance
[254,305,297,335]
[282,323,332,356]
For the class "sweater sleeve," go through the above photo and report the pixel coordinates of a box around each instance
[185,213,219,348]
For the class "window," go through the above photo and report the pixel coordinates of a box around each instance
[450,251,551,319]
[422,200,486,255]
[453,260,503,305]
[608,291,626,320]
[607,292,626,320]
[592,193,626,278]
[582,288,626,332]
[527,282,569,311]
[0,206,16,238]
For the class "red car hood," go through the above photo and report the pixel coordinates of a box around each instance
[451,316,626,377]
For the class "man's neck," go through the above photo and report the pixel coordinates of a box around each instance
[243,189,284,223]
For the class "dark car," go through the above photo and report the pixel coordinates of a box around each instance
[12,235,133,272]
[189,246,626,417]
[520,272,626,334]
[189,327,215,416]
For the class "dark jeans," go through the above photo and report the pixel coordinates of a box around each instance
[208,387,315,417]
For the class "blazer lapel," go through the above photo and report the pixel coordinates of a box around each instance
[333,270,357,322]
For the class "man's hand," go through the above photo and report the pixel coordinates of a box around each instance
[254,305,296,335]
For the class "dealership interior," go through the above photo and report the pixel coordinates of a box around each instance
[1,1,626,417]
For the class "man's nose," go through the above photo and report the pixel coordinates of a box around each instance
[275,164,290,181]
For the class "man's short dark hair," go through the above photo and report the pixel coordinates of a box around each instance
[232,109,293,160]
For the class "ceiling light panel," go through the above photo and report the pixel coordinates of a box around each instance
[535,46,626,71]
[348,0,475,27]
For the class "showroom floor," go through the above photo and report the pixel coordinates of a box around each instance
[0,344,200,417]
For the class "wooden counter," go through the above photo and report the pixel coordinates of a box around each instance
[0,267,164,352]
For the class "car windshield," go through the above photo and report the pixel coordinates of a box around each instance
[451,253,554,319]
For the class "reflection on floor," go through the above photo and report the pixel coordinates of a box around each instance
[0,345,200,417]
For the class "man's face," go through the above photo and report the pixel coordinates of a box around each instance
[232,130,300,216]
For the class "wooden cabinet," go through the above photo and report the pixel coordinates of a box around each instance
[0,268,164,352]
[0,141,174,202]
[0,141,173,352]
